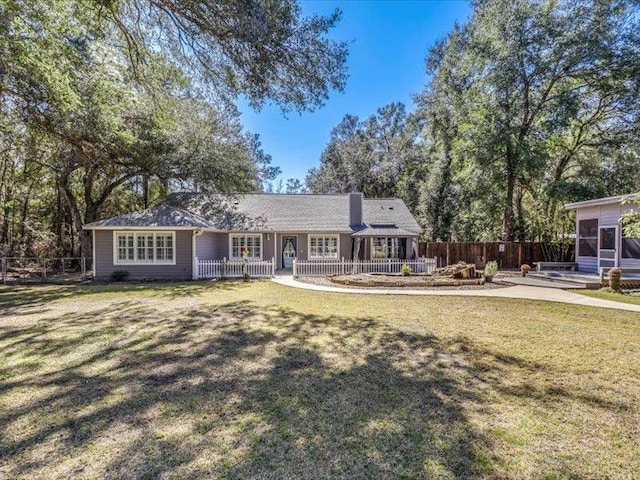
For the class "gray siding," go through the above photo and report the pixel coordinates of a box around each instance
[340,233,353,259]
[195,232,228,260]
[95,230,193,280]
[273,232,353,267]
[196,232,275,261]
[349,193,363,226]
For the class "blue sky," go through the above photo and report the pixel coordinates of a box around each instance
[239,0,472,184]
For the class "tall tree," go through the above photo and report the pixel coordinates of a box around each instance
[0,0,347,257]
[307,102,422,200]
[416,0,640,241]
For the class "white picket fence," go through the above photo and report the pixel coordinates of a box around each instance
[196,257,275,279]
[293,257,437,277]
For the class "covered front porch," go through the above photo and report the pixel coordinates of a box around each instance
[352,225,420,261]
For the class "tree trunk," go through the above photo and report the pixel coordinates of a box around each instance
[19,185,33,252]
[143,175,149,209]
[503,144,516,242]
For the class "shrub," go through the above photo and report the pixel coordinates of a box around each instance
[401,264,412,276]
[609,268,622,292]
[484,261,498,279]
[110,270,130,282]
[521,264,531,277]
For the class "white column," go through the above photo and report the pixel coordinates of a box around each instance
[273,232,277,269]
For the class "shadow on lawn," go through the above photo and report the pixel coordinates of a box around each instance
[0,280,248,316]
[1,297,621,478]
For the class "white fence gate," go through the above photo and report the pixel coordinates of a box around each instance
[196,257,275,280]
[293,257,437,277]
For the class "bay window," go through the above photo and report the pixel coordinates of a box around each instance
[230,234,262,259]
[309,235,338,259]
[115,232,175,264]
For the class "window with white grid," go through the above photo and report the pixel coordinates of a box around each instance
[114,232,175,264]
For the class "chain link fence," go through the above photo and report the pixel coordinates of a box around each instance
[1,257,93,284]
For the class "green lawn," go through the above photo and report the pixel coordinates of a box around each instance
[1,281,639,479]
[576,288,640,306]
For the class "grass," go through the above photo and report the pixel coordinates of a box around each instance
[1,281,639,479]
[576,288,640,306]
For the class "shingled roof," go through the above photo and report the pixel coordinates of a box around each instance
[84,192,422,234]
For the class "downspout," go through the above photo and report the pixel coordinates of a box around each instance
[192,229,204,280]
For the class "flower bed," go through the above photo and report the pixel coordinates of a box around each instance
[329,273,485,288]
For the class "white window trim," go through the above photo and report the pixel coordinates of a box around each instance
[113,231,176,265]
[577,218,599,258]
[598,224,619,267]
[308,234,340,260]
[229,233,263,260]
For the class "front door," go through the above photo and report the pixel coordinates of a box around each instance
[282,236,297,269]
[598,226,618,269]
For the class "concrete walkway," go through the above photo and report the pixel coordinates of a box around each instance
[272,276,640,313]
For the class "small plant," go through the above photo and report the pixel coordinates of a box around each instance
[609,267,622,292]
[484,261,498,282]
[520,264,531,277]
[401,264,412,276]
[110,270,129,282]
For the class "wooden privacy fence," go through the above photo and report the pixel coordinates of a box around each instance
[419,241,575,270]
[293,257,438,277]
[196,257,275,279]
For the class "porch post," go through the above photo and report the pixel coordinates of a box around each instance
[273,232,277,269]
[354,237,361,260]
[411,237,419,260]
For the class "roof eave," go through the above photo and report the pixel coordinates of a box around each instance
[564,193,639,210]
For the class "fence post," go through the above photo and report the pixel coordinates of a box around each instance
[341,257,345,275]
[1,257,5,284]
[81,257,86,277]
[518,243,523,267]
[42,259,47,283]
[194,256,199,280]
[293,258,297,277]
[388,258,391,273]
[272,257,275,277]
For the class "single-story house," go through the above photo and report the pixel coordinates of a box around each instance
[83,192,422,280]
[565,193,640,272]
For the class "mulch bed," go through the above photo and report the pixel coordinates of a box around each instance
[298,274,509,290]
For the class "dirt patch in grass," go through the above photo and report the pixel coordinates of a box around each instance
[1,282,639,479]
